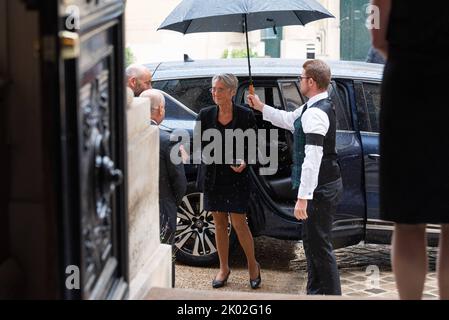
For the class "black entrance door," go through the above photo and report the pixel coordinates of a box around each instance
[39,0,129,299]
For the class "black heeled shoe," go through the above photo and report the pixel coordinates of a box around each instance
[212,270,231,288]
[250,263,261,289]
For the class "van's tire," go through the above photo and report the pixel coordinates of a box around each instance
[174,191,238,266]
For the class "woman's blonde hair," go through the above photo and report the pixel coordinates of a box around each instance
[212,73,238,91]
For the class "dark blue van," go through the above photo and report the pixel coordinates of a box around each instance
[149,58,439,266]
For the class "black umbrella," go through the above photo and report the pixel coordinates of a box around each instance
[158,0,334,94]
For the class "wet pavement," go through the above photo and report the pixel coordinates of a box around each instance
[175,236,439,299]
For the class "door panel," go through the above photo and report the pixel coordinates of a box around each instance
[329,81,365,228]
[238,79,366,243]
[266,80,365,225]
[354,81,381,222]
[237,81,297,230]
[41,0,129,299]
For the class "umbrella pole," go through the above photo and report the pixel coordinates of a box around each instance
[244,14,254,95]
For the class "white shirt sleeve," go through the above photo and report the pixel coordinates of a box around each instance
[262,104,304,133]
[297,108,330,200]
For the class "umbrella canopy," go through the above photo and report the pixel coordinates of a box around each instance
[158,0,334,92]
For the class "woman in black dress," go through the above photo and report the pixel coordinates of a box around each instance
[195,73,261,289]
[372,0,449,299]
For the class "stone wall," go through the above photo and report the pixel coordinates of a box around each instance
[126,88,172,299]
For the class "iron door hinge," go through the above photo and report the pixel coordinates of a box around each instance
[59,31,80,60]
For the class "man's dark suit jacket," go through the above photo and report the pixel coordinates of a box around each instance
[156,123,187,244]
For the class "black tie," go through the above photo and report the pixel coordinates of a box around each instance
[301,103,308,116]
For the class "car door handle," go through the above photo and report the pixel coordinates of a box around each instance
[368,154,380,160]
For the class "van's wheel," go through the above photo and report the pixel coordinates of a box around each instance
[174,191,237,266]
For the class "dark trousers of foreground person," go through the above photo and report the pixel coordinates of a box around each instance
[301,178,343,295]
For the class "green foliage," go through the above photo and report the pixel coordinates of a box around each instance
[221,48,259,59]
[125,47,136,67]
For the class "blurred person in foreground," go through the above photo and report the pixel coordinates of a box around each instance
[371,0,449,299]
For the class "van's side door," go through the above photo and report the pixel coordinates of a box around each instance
[276,79,366,247]
[326,80,366,246]
[353,81,382,234]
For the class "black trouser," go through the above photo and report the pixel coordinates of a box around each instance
[301,178,343,295]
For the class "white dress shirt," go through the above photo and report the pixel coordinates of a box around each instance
[262,92,330,200]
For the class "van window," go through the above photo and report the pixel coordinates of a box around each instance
[153,78,213,114]
[164,94,196,120]
[329,82,352,131]
[363,82,381,132]
[241,85,282,109]
[355,81,381,133]
[278,81,304,112]
[277,80,353,131]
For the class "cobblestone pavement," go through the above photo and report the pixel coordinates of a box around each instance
[175,236,439,299]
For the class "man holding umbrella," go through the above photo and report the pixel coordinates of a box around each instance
[247,59,343,295]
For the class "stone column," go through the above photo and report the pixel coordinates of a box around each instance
[126,88,172,299]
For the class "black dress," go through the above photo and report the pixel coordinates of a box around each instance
[380,1,449,224]
[195,104,257,214]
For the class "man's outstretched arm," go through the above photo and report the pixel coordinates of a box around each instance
[247,93,303,132]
